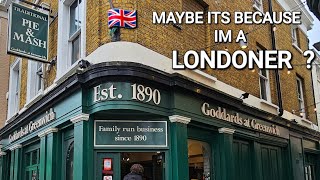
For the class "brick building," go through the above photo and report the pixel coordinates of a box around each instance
[0,1,10,128]
[0,0,319,180]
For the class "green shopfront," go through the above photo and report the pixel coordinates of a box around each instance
[0,62,320,180]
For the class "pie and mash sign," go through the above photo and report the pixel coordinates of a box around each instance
[7,3,49,61]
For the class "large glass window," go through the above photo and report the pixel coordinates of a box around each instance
[305,153,317,180]
[66,141,74,180]
[188,139,211,180]
[24,147,40,180]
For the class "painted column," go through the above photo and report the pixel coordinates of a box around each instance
[216,128,235,180]
[38,131,47,180]
[9,144,22,180]
[0,152,7,180]
[70,113,90,180]
[169,115,191,180]
[38,128,59,180]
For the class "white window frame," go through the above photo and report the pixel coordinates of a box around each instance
[26,60,44,103]
[259,69,271,102]
[253,0,263,12]
[291,27,298,46]
[316,65,320,83]
[57,0,86,80]
[7,58,22,119]
[296,77,306,118]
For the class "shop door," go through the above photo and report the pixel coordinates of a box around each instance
[233,140,252,180]
[96,153,121,180]
[260,145,284,180]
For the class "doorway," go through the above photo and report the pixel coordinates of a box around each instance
[96,152,165,180]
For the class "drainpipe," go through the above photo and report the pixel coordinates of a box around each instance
[108,0,121,41]
[268,0,284,116]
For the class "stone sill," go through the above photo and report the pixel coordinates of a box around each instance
[292,43,303,54]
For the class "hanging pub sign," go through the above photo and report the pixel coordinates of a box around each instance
[7,2,49,62]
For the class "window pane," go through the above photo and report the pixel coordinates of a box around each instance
[32,150,38,165]
[72,35,81,64]
[26,153,31,166]
[66,141,74,180]
[260,77,267,100]
[25,171,30,180]
[188,139,211,180]
[70,0,80,36]
[261,70,267,77]
[36,63,42,92]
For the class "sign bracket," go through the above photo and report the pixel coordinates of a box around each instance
[19,0,51,12]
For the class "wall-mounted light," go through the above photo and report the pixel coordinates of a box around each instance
[239,39,248,49]
[240,92,250,99]
[272,25,277,32]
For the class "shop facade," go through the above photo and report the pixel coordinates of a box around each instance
[0,62,319,180]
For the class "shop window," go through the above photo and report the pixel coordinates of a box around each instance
[7,58,21,118]
[296,77,306,118]
[188,139,211,180]
[305,153,317,180]
[26,61,43,103]
[66,141,74,180]
[23,147,40,180]
[57,0,86,79]
[62,128,74,180]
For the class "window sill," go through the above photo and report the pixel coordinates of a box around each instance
[55,59,81,85]
[292,43,303,54]
[301,118,313,125]
[24,92,44,109]
[193,69,217,83]
[260,99,279,110]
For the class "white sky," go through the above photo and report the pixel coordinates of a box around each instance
[304,2,320,53]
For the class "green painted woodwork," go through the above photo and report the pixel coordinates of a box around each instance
[233,140,252,180]
[9,151,14,180]
[45,132,58,180]
[73,120,89,180]
[95,153,121,180]
[170,122,189,180]
[215,132,235,180]
[290,136,305,180]
[39,136,46,180]
[13,148,21,180]
[61,128,74,180]
[260,145,284,180]
[0,156,3,180]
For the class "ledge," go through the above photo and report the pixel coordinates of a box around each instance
[218,128,235,134]
[70,113,90,124]
[169,115,191,124]
[260,100,279,110]
[292,43,303,54]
